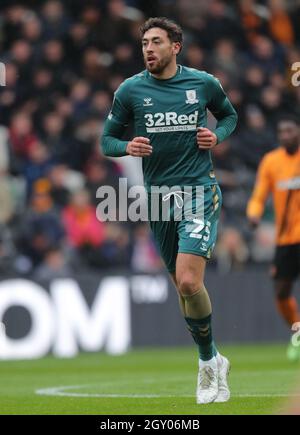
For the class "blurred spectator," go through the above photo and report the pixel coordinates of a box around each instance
[215,227,250,274]
[292,1,300,42]
[9,112,38,168]
[85,155,123,207]
[22,140,54,197]
[0,62,20,125]
[54,96,74,121]
[41,0,71,40]
[61,189,133,270]
[29,67,55,105]
[205,0,244,48]
[250,222,276,262]
[226,87,246,127]
[243,65,266,105]
[9,40,33,84]
[248,34,285,74]
[233,106,276,171]
[33,246,72,281]
[17,179,65,268]
[63,22,92,72]
[95,0,143,51]
[107,73,126,93]
[90,90,111,118]
[70,117,104,170]
[269,71,289,93]
[212,140,251,227]
[210,38,243,82]
[70,80,91,120]
[81,47,110,84]
[39,111,69,162]
[131,223,163,272]
[184,43,207,70]
[62,189,106,249]
[48,164,84,209]
[79,4,102,45]
[259,85,285,125]
[112,43,137,77]
[95,222,131,269]
[1,5,27,50]
[42,39,66,75]
[209,68,231,90]
[268,0,295,46]
[238,0,269,45]
[212,141,239,193]
[21,15,43,47]
[0,225,16,275]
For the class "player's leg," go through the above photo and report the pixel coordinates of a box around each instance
[150,185,229,403]
[275,279,300,362]
[175,185,229,403]
[176,253,215,359]
[176,253,218,405]
[272,244,300,361]
[175,252,229,404]
[170,272,187,317]
[272,244,300,327]
[275,279,300,326]
[176,184,222,354]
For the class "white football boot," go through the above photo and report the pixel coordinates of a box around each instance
[214,353,231,403]
[196,357,219,404]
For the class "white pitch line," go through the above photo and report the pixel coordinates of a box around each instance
[35,385,300,399]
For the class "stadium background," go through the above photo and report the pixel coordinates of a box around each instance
[0,0,300,360]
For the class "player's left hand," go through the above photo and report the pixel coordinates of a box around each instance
[197,127,218,149]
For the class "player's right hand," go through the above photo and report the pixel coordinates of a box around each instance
[126,137,152,157]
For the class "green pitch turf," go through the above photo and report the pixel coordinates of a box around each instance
[0,344,299,415]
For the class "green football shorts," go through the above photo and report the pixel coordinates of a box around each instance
[148,184,222,273]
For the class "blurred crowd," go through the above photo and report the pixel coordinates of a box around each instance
[0,0,299,277]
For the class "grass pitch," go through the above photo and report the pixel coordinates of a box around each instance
[0,344,299,415]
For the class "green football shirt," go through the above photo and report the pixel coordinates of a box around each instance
[102,65,238,190]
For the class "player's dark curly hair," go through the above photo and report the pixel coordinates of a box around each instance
[140,17,183,52]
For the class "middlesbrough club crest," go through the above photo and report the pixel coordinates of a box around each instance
[185,89,199,104]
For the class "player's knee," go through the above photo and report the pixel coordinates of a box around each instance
[177,273,204,296]
[275,281,293,300]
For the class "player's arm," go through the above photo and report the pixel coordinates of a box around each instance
[246,156,272,227]
[101,82,152,157]
[197,74,238,149]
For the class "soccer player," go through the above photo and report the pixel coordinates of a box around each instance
[247,117,300,362]
[101,17,238,403]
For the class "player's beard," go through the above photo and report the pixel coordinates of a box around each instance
[145,53,173,75]
[284,142,299,155]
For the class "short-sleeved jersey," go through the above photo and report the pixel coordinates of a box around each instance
[102,65,237,190]
[247,147,300,245]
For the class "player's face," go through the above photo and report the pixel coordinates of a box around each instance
[277,121,299,151]
[142,28,179,74]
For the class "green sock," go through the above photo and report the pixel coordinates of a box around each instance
[184,314,217,361]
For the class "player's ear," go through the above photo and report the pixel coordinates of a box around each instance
[172,42,181,55]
